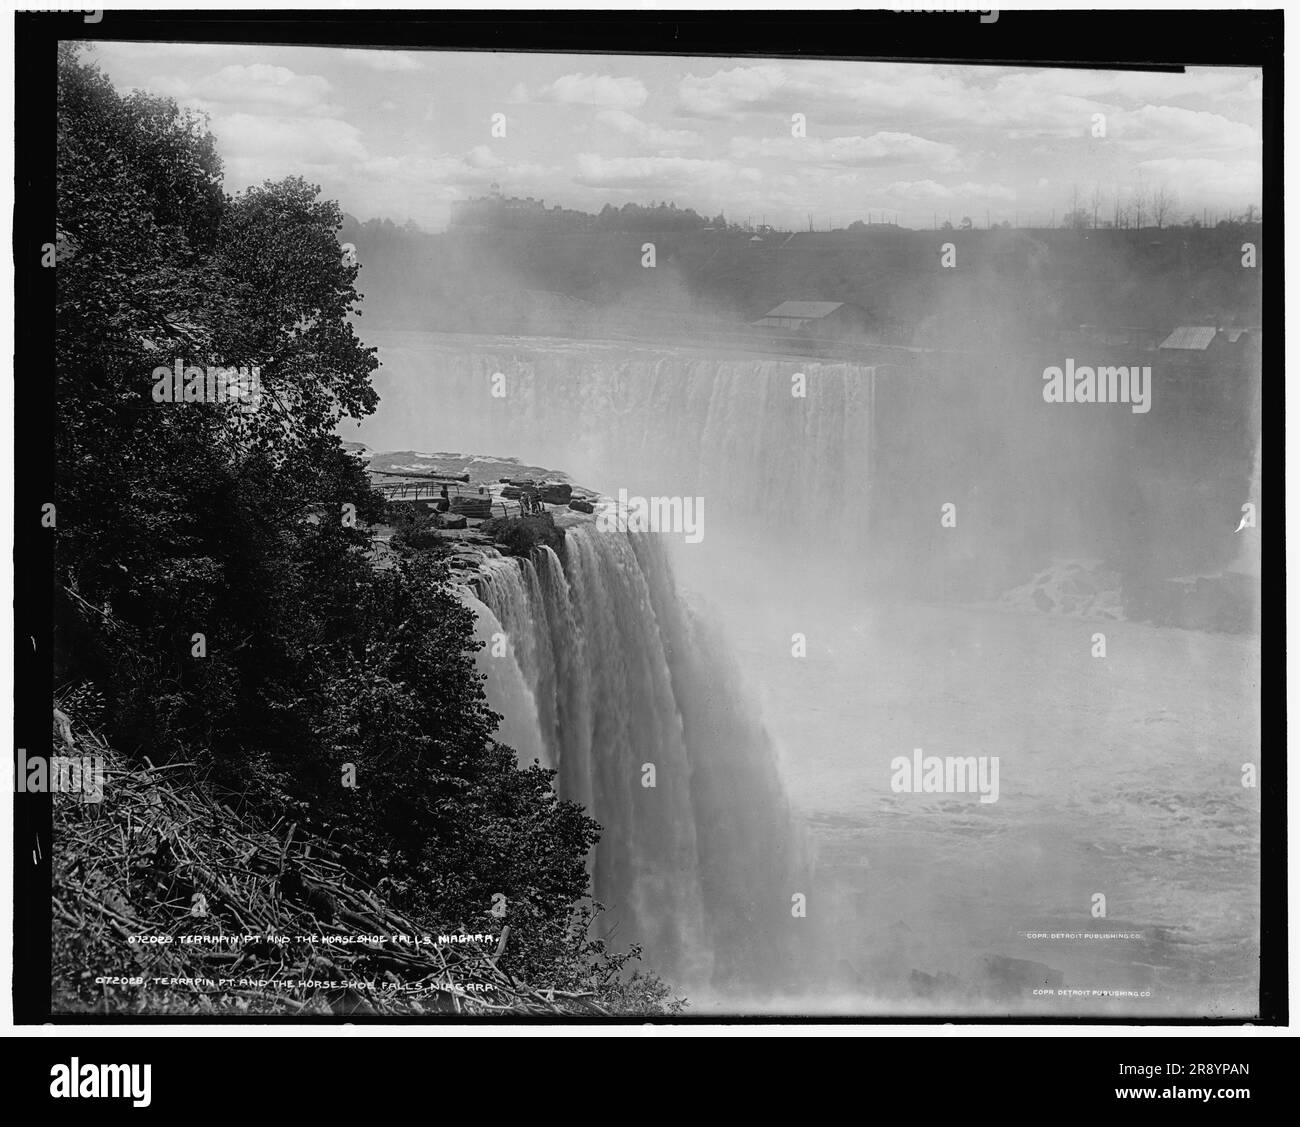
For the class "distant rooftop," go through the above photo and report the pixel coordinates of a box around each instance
[762,301,846,319]
[1158,326,1218,351]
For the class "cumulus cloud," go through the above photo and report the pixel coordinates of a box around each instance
[1114,104,1257,149]
[212,112,368,166]
[340,49,423,72]
[574,153,759,190]
[1134,157,1262,202]
[527,73,648,110]
[730,132,960,168]
[595,109,700,148]
[872,179,1014,204]
[678,64,789,118]
[880,179,961,201]
[677,60,1262,149]
[89,45,1261,230]
[191,64,334,115]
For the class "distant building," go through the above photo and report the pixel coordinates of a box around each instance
[1072,324,1162,351]
[1158,326,1220,352]
[751,301,871,337]
[1156,325,1259,374]
[449,190,593,231]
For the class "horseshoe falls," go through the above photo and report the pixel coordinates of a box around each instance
[359,332,880,571]
[357,331,1261,1017]
[470,526,805,995]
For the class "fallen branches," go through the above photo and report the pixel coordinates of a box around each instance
[51,715,606,1017]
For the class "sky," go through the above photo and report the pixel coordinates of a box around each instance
[87,41,1263,232]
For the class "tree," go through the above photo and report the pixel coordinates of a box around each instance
[1151,184,1178,229]
[1089,183,1104,229]
[54,44,620,987]
[1128,180,1149,229]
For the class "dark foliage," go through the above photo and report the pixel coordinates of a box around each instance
[479,512,566,558]
[53,45,672,1003]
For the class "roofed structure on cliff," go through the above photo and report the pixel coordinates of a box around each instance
[1158,325,1219,352]
[1155,325,1259,374]
[751,300,871,338]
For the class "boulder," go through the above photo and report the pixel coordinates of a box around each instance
[568,499,595,514]
[537,482,573,505]
[439,514,468,530]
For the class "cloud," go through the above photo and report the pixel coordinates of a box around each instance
[185,64,334,116]
[213,112,367,167]
[730,132,960,168]
[989,67,1250,106]
[1114,104,1257,149]
[1134,157,1262,202]
[678,64,788,118]
[951,181,1017,201]
[339,49,422,72]
[573,153,758,190]
[880,179,959,201]
[595,109,700,148]
[528,73,648,110]
[875,179,1014,203]
[676,60,1262,148]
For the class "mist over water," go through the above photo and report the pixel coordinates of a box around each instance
[357,333,873,553]
[469,525,803,996]
[358,331,1260,1015]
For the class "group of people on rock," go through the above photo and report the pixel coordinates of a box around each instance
[434,480,543,517]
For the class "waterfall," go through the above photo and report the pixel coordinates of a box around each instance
[359,336,878,560]
[460,581,549,769]
[472,523,804,993]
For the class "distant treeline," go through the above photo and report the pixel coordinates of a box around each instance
[341,210,1263,344]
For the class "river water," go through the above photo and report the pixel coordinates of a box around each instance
[354,331,1261,1017]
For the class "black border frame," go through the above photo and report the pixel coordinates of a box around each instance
[13,7,1285,1027]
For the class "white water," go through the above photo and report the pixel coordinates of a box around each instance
[358,331,1260,1016]
[470,524,803,994]
[354,331,877,567]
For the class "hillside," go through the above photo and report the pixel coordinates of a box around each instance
[341,215,1264,347]
[50,699,682,1017]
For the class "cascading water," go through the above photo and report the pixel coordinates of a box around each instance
[358,331,1261,1015]
[470,521,805,994]
[360,334,878,559]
